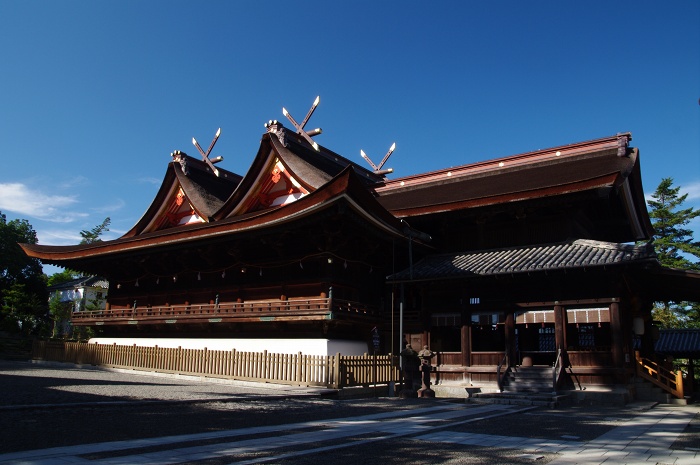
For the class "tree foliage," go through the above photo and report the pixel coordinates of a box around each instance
[0,212,49,334]
[80,217,110,245]
[645,178,700,328]
[647,178,700,269]
[47,269,81,287]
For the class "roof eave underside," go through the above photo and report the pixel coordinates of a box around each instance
[21,168,411,266]
[374,134,650,229]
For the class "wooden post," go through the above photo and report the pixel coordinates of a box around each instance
[296,351,303,386]
[610,301,624,373]
[676,370,684,398]
[504,311,515,367]
[554,304,566,353]
[688,359,695,395]
[461,323,471,367]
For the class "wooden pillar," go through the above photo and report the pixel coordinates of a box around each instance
[688,359,695,395]
[610,301,624,369]
[554,304,567,352]
[504,311,515,367]
[461,323,471,367]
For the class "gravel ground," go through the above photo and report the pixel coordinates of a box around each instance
[1,360,697,464]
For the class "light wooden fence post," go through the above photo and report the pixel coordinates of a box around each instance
[296,352,303,386]
[333,353,341,388]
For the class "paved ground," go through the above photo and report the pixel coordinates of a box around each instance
[0,360,698,464]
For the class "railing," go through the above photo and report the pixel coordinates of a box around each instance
[71,297,379,325]
[32,341,400,389]
[553,348,564,393]
[496,352,508,392]
[635,352,684,399]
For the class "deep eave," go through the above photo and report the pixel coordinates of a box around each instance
[374,133,653,240]
[21,167,414,268]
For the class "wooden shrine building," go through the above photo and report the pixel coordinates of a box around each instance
[22,105,700,392]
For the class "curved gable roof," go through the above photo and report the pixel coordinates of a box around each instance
[19,167,413,273]
[212,125,384,220]
[122,153,242,238]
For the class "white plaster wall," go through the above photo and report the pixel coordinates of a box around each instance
[88,338,369,356]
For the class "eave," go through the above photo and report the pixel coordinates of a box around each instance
[20,167,417,270]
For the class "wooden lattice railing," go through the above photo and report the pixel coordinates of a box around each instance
[70,297,379,325]
[32,341,400,389]
[635,352,684,399]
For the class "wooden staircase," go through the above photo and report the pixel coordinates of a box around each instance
[634,353,688,404]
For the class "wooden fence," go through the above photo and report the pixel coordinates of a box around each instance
[32,341,400,389]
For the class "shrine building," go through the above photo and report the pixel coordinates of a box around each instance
[21,102,700,390]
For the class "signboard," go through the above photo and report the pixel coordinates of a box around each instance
[371,327,380,351]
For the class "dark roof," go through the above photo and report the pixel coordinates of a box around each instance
[640,267,700,302]
[212,126,384,219]
[20,168,416,275]
[387,239,657,282]
[123,154,242,237]
[374,133,652,242]
[48,276,109,291]
[654,329,700,358]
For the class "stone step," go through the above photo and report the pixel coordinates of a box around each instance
[630,377,689,405]
[470,391,570,408]
[504,366,553,392]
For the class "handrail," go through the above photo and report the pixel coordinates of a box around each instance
[496,352,507,392]
[71,297,379,323]
[552,348,564,393]
[635,352,684,399]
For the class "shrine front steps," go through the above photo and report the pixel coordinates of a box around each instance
[467,391,571,409]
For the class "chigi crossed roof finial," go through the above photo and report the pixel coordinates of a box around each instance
[360,142,395,177]
[192,128,224,177]
[282,96,323,151]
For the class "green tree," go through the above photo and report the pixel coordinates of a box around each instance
[47,269,81,287]
[48,292,73,338]
[45,218,111,339]
[645,178,700,328]
[647,178,700,269]
[0,212,49,334]
[80,217,110,244]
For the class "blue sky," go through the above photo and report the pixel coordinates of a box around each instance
[1,1,699,274]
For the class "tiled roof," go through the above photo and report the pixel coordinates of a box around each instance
[654,329,700,358]
[387,239,657,281]
[48,275,109,291]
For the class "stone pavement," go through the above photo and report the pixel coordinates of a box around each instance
[0,400,697,464]
[419,404,700,465]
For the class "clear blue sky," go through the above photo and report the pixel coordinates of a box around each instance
[1,1,698,275]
